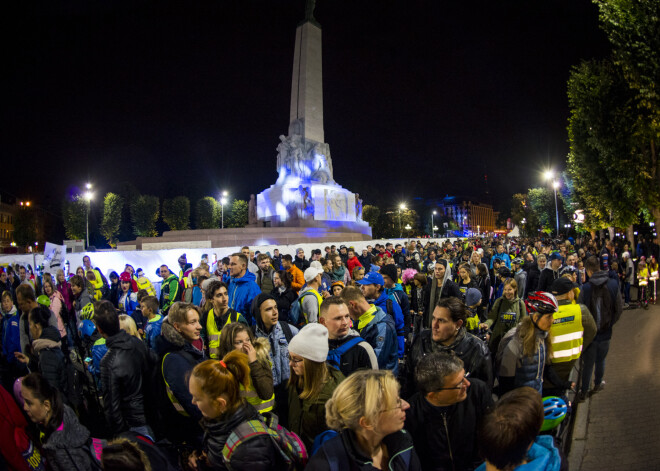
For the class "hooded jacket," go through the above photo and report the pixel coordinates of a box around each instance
[41,404,94,471]
[423,260,463,327]
[159,273,180,313]
[32,326,69,399]
[356,306,398,373]
[228,270,261,325]
[100,329,152,434]
[577,270,623,341]
[405,378,493,471]
[475,435,562,471]
[486,295,527,355]
[373,290,405,358]
[74,288,94,323]
[1,305,21,363]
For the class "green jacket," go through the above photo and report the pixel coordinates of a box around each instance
[486,296,527,354]
[287,366,344,450]
[160,273,180,312]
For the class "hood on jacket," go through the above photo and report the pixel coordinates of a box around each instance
[1,305,17,317]
[161,318,186,348]
[39,325,62,343]
[231,270,257,284]
[43,404,90,450]
[589,270,610,287]
[105,329,136,351]
[251,293,276,330]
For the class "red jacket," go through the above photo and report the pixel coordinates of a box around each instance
[347,256,363,278]
[0,385,33,471]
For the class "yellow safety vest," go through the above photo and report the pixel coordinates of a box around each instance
[550,303,584,363]
[136,277,156,296]
[89,269,104,300]
[161,353,190,417]
[206,308,241,359]
[300,289,323,324]
[239,380,275,414]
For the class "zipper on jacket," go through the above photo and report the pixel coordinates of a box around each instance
[442,413,455,471]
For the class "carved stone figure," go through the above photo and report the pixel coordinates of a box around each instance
[248,194,257,225]
[355,194,363,220]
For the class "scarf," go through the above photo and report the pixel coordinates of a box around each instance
[431,327,467,353]
[331,265,346,282]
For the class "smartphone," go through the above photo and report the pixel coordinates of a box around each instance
[84,357,92,363]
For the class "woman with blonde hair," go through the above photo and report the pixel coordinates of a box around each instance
[308,369,421,470]
[287,323,344,449]
[118,314,141,338]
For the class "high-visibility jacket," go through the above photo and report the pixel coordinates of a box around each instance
[88,269,105,300]
[239,380,275,414]
[206,308,244,359]
[161,352,189,417]
[550,303,584,363]
[136,276,156,297]
[300,289,323,324]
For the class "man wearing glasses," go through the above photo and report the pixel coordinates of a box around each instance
[405,352,493,471]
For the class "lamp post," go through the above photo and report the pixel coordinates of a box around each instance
[431,210,437,238]
[544,171,560,236]
[405,224,412,241]
[399,203,406,238]
[220,191,228,229]
[84,183,93,249]
[433,226,438,238]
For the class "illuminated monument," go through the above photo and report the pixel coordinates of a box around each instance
[256,0,371,238]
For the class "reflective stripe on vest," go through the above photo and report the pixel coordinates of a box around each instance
[301,289,323,323]
[207,309,238,359]
[136,277,156,296]
[550,303,584,363]
[239,382,275,414]
[161,353,190,417]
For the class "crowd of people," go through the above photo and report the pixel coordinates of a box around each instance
[0,234,634,470]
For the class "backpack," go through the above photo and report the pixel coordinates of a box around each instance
[589,282,615,332]
[326,336,363,370]
[222,411,308,470]
[311,429,338,455]
[288,291,316,328]
[278,321,294,344]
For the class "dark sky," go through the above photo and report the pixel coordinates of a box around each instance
[3,0,610,214]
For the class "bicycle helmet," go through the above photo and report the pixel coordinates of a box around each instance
[36,295,51,307]
[559,265,578,277]
[525,291,558,315]
[81,302,95,320]
[512,257,525,266]
[541,396,568,431]
[79,319,97,339]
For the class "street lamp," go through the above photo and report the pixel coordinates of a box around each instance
[433,226,438,238]
[544,171,560,236]
[405,224,412,240]
[398,203,406,238]
[220,191,228,229]
[83,184,93,249]
[431,210,437,238]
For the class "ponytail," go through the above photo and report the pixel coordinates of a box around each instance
[190,351,251,413]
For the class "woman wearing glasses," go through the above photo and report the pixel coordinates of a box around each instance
[287,323,344,450]
[308,369,421,470]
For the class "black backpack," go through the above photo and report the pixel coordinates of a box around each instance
[589,282,615,332]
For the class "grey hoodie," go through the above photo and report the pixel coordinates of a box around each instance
[42,404,94,471]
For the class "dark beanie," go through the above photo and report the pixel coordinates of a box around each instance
[250,293,276,323]
[380,264,398,282]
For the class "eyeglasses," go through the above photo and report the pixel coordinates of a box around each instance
[289,356,304,364]
[435,372,470,391]
[380,397,404,414]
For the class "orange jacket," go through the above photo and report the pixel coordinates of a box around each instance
[288,265,305,293]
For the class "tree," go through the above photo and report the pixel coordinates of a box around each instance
[62,197,87,240]
[196,197,220,229]
[130,195,160,237]
[100,193,124,247]
[362,205,380,230]
[162,196,190,231]
[226,199,248,228]
[13,208,38,247]
[527,187,555,234]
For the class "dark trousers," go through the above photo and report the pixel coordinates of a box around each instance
[581,339,611,392]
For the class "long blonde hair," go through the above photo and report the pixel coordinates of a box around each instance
[518,315,553,358]
[118,314,141,338]
[289,359,329,401]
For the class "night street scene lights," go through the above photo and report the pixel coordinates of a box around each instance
[431,210,437,237]
[398,203,406,237]
[544,170,560,236]
[220,191,228,229]
[83,183,93,248]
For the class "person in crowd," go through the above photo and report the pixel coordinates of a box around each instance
[423,259,463,328]
[239,246,259,275]
[158,265,180,314]
[405,352,493,471]
[201,280,247,359]
[108,271,121,308]
[340,286,398,373]
[118,272,139,316]
[319,296,378,376]
[96,300,154,437]
[578,255,623,401]
[86,270,103,300]
[346,248,363,275]
[119,314,141,338]
[490,243,511,269]
[469,250,483,276]
[403,296,493,396]
[16,284,58,355]
[287,323,344,449]
[1,291,25,384]
[217,323,275,414]
[227,253,261,325]
[308,369,421,470]
[135,268,157,297]
[140,295,163,351]
[537,253,563,292]
[256,253,276,294]
[187,353,286,470]
[423,250,437,274]
[101,433,178,471]
[21,373,96,470]
[297,266,324,324]
[381,264,411,340]
[477,387,562,471]
[329,253,351,286]
[294,247,311,272]
[331,280,345,296]
[41,280,68,351]
[271,270,298,324]
[251,293,298,425]
[358,248,372,272]
[620,251,634,308]
[464,288,484,334]
[351,266,365,284]
[497,292,568,395]
[480,278,526,355]
[512,257,527,299]
[177,253,194,294]
[55,269,74,315]
[282,254,305,294]
[457,262,478,296]
[524,253,540,299]
[82,255,108,297]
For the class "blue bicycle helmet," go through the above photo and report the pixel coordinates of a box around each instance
[541,396,568,431]
[79,319,97,339]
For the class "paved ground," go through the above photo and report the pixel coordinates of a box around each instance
[569,299,660,470]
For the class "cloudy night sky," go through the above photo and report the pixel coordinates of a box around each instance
[2,0,611,216]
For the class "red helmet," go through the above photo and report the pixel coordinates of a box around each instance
[525,291,558,315]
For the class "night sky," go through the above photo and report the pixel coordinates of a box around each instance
[3,0,611,216]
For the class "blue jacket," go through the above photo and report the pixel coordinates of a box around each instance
[476,435,561,471]
[387,284,411,333]
[358,306,398,374]
[1,307,21,363]
[144,314,164,351]
[374,291,405,358]
[228,271,261,325]
[90,338,108,377]
[490,252,511,269]
[118,291,139,316]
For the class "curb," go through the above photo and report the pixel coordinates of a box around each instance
[568,395,590,470]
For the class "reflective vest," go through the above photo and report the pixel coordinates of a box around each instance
[550,303,584,363]
[161,353,190,417]
[136,277,156,296]
[300,289,323,324]
[206,308,241,359]
[239,380,275,414]
[89,269,105,301]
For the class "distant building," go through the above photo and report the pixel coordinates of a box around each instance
[439,196,495,235]
[0,202,16,248]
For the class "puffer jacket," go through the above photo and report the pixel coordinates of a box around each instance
[308,428,421,471]
[1,306,21,363]
[403,328,493,397]
[31,326,69,400]
[100,329,152,434]
[253,313,298,387]
[41,404,94,471]
[201,403,278,471]
[228,271,262,325]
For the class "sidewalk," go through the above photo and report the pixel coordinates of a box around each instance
[569,303,660,470]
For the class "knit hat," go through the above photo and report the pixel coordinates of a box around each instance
[178,253,187,265]
[287,323,329,363]
[465,288,482,307]
[250,293,277,324]
[380,264,398,282]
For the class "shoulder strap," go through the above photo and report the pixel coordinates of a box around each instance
[323,435,350,471]
[327,336,364,367]
[279,321,293,343]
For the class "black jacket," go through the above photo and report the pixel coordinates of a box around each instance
[201,403,279,471]
[42,405,94,471]
[537,267,559,293]
[402,329,493,397]
[328,333,378,377]
[100,330,153,434]
[308,428,421,471]
[293,256,310,272]
[422,278,463,326]
[357,254,371,272]
[270,287,298,324]
[31,326,69,402]
[524,263,540,298]
[405,379,493,471]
